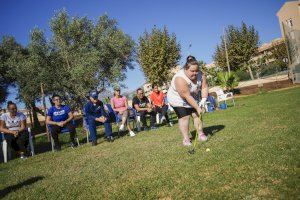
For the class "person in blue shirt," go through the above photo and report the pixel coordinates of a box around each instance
[84,91,114,146]
[46,94,77,151]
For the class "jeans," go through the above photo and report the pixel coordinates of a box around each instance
[87,119,112,142]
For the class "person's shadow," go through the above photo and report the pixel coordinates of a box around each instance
[190,125,225,139]
[0,176,45,199]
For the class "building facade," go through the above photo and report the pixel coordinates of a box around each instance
[277,0,300,83]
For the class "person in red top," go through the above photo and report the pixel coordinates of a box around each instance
[150,84,172,126]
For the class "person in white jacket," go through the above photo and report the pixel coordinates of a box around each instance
[167,56,208,146]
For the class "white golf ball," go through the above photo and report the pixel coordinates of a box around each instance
[206,148,210,152]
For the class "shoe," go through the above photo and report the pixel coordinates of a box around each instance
[70,141,78,148]
[198,133,207,141]
[150,126,158,130]
[106,136,114,143]
[119,124,125,131]
[129,131,136,137]
[143,127,149,131]
[167,122,173,127]
[92,140,97,146]
[183,139,192,146]
[20,152,27,159]
[160,116,166,123]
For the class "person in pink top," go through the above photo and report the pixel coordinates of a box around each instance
[111,86,135,137]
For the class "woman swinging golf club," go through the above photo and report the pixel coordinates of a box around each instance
[167,55,208,146]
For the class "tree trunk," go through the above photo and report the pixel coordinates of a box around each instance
[30,102,42,132]
[28,106,33,128]
[247,65,255,80]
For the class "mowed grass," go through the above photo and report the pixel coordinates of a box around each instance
[0,87,299,199]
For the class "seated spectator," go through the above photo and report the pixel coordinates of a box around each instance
[132,88,157,131]
[46,94,77,151]
[84,90,114,146]
[150,84,173,127]
[111,87,135,137]
[0,101,29,159]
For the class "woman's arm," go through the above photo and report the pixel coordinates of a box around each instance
[201,73,208,99]
[0,120,16,135]
[125,98,128,110]
[175,77,201,113]
[111,98,117,111]
[18,119,26,132]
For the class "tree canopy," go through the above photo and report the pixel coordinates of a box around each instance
[138,26,181,85]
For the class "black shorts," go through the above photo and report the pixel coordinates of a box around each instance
[172,107,197,119]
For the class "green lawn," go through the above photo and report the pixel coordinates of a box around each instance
[1,87,299,199]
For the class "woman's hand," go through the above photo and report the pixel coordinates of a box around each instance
[96,116,106,123]
[10,130,18,137]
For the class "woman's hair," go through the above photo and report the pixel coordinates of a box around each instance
[186,55,196,62]
[184,60,199,70]
[114,90,120,97]
[7,101,16,108]
[152,84,158,89]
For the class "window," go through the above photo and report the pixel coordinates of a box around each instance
[286,18,293,28]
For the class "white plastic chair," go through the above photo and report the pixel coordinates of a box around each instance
[1,127,35,163]
[216,89,235,107]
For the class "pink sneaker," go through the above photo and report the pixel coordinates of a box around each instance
[198,133,207,141]
[183,139,192,146]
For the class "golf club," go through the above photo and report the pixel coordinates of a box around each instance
[188,110,204,154]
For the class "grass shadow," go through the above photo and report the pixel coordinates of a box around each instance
[204,125,225,136]
[0,176,45,199]
[190,125,225,139]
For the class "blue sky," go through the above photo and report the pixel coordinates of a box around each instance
[0,0,287,108]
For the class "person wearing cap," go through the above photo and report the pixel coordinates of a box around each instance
[46,94,77,151]
[149,84,172,127]
[84,91,114,146]
[111,87,135,137]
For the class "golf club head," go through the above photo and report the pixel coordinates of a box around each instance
[188,149,195,154]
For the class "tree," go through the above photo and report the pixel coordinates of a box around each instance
[137,26,181,85]
[213,22,260,79]
[0,36,23,103]
[6,28,55,130]
[269,42,288,71]
[216,72,239,92]
[50,10,135,108]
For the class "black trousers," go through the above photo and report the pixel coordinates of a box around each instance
[50,123,76,145]
[153,105,170,123]
[138,110,156,127]
[4,130,29,152]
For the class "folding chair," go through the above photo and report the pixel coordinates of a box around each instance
[128,107,139,130]
[1,127,35,163]
[47,120,80,152]
[216,88,235,107]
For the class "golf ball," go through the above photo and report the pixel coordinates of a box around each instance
[206,148,210,152]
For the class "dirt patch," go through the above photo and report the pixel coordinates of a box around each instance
[237,79,295,95]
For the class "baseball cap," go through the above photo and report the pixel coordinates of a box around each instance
[89,90,98,99]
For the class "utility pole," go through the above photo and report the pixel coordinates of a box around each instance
[188,43,192,56]
[223,27,231,74]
